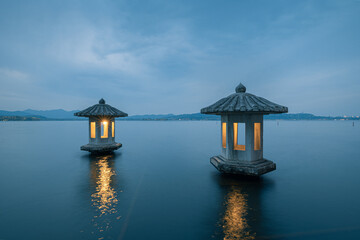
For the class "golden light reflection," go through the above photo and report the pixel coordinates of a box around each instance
[222,187,255,240]
[91,156,117,216]
[85,155,122,239]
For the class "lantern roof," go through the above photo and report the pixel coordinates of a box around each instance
[74,98,128,117]
[201,83,288,115]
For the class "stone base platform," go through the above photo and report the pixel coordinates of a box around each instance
[210,155,276,176]
[81,143,122,154]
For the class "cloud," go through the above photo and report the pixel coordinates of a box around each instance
[0,68,29,81]
[0,0,359,115]
[46,17,203,79]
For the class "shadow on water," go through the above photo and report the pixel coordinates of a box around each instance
[81,153,123,239]
[212,173,275,240]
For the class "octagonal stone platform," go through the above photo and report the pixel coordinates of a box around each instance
[80,143,122,154]
[210,155,276,176]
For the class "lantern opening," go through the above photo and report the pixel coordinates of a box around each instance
[233,123,245,151]
[101,121,108,138]
[254,123,261,150]
[112,121,115,138]
[90,122,96,138]
[222,122,227,148]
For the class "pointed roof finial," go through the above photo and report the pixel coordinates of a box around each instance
[99,98,105,104]
[235,83,246,93]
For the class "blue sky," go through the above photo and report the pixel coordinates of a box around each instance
[0,0,359,115]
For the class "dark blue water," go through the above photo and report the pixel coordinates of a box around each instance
[0,120,359,240]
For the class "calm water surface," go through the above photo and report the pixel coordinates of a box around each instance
[0,121,359,240]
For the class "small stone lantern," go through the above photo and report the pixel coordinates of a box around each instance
[201,83,288,176]
[74,98,128,154]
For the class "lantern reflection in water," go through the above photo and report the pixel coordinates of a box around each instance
[91,155,118,216]
[89,155,121,237]
[222,187,255,240]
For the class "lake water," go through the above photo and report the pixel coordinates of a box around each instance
[0,120,359,240]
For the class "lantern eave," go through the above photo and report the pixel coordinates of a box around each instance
[74,99,128,118]
[200,84,288,116]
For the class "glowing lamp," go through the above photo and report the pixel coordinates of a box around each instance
[201,83,288,176]
[74,98,128,154]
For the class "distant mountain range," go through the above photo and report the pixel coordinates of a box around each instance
[0,109,359,121]
[0,109,79,119]
[124,113,360,121]
[125,113,220,120]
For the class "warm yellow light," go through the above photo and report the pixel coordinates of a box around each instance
[254,123,261,150]
[112,121,114,138]
[91,156,118,217]
[101,121,108,138]
[91,122,96,138]
[234,123,245,151]
[222,122,227,148]
[222,187,254,240]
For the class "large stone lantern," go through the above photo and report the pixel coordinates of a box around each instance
[74,98,128,154]
[201,83,288,176]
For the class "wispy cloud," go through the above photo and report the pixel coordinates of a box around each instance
[0,0,358,115]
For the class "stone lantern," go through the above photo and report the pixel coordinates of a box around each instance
[74,98,128,154]
[201,83,288,176]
